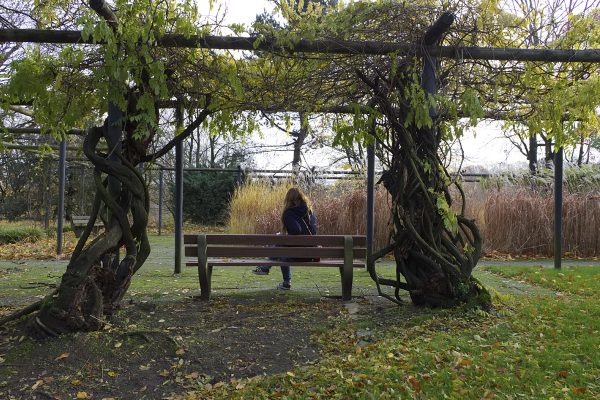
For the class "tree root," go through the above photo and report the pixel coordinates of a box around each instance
[0,299,44,328]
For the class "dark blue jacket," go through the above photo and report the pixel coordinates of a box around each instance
[283,204,317,235]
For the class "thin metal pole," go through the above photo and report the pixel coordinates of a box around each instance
[236,165,243,186]
[366,142,375,273]
[158,168,163,236]
[174,104,184,274]
[106,102,122,267]
[56,139,67,255]
[79,165,84,212]
[554,147,563,269]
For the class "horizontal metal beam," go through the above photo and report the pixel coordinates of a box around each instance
[1,28,600,63]
[2,127,86,136]
[1,142,81,151]
[157,167,362,174]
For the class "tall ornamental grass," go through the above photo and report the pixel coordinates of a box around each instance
[227,181,392,250]
[229,180,600,258]
[482,188,600,257]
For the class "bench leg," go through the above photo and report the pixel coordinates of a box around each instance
[341,235,354,301]
[198,264,212,300]
[339,265,353,301]
[197,235,211,300]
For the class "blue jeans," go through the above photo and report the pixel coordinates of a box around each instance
[260,259,291,284]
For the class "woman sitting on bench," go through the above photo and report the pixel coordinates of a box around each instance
[253,187,317,290]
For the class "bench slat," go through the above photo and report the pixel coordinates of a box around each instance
[185,245,366,259]
[184,234,366,247]
[186,258,365,268]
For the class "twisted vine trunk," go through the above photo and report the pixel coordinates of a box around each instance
[381,123,489,308]
[29,126,151,338]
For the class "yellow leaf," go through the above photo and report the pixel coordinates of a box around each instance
[71,379,81,385]
[286,371,295,377]
[114,342,122,348]
[54,352,70,361]
[107,371,117,377]
[76,392,88,399]
[31,380,44,390]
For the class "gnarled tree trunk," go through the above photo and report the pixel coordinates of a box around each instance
[363,11,491,309]
[29,125,151,338]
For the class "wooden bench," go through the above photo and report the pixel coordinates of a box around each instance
[70,216,103,238]
[184,234,366,301]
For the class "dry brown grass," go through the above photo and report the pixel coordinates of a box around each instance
[480,188,600,257]
[228,181,600,258]
[227,181,392,249]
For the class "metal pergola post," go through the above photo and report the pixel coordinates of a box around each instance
[158,168,163,236]
[366,141,375,271]
[174,104,184,274]
[106,102,122,267]
[56,139,67,255]
[554,147,564,269]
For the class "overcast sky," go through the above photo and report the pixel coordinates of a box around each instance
[195,1,559,170]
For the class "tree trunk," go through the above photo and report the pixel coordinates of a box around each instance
[362,11,490,309]
[528,133,537,174]
[292,112,308,175]
[28,126,150,338]
[577,133,585,167]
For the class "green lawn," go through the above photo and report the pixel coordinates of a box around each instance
[0,235,598,399]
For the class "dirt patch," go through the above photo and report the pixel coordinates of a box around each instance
[0,292,344,399]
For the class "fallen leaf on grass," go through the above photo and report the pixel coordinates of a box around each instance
[407,376,421,392]
[71,379,81,385]
[54,352,70,361]
[76,391,89,399]
[31,380,44,390]
[558,370,569,378]
[114,342,122,348]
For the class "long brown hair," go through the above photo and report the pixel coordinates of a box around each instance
[281,187,312,232]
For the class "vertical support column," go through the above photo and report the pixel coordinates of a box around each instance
[56,138,67,255]
[366,140,375,274]
[158,168,163,236]
[106,102,123,196]
[554,147,563,270]
[236,165,243,186]
[341,235,354,301]
[174,104,184,274]
[106,102,123,268]
[79,164,85,212]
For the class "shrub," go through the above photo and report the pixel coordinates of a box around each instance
[181,171,237,225]
[0,225,44,244]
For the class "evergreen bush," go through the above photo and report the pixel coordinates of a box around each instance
[0,226,44,244]
[182,171,237,225]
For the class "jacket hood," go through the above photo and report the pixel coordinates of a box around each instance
[288,203,310,217]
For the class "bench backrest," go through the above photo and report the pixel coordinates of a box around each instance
[184,234,367,259]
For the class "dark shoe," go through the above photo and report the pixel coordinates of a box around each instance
[277,282,291,290]
[252,267,269,275]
